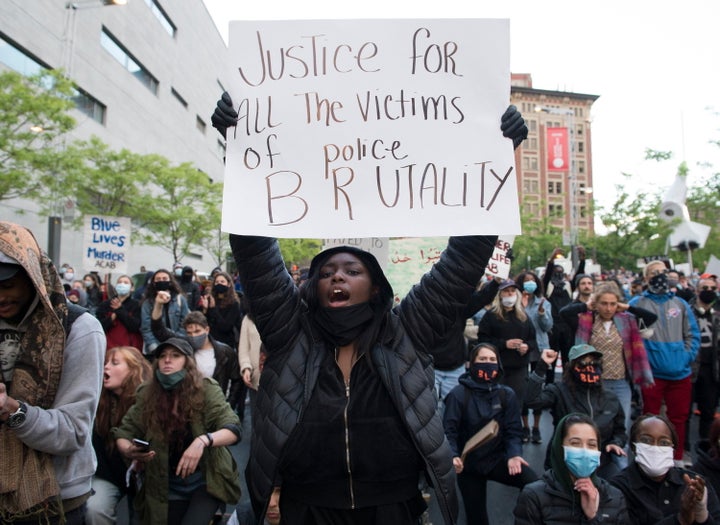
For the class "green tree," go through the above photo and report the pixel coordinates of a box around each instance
[592,174,672,270]
[135,160,223,263]
[278,238,323,269]
[0,69,78,201]
[58,137,150,220]
[511,197,563,272]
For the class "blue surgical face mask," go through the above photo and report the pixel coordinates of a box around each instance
[563,446,601,478]
[115,283,131,296]
[523,281,538,294]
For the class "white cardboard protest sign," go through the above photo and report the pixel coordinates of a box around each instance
[82,215,131,274]
[221,19,519,238]
[484,235,515,280]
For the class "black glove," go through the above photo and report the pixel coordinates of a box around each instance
[501,105,528,150]
[506,247,515,262]
[211,92,238,139]
[473,278,500,310]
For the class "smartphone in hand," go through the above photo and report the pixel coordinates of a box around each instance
[132,438,150,452]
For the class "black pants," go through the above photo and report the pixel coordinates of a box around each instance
[692,363,719,441]
[167,486,221,525]
[458,460,538,525]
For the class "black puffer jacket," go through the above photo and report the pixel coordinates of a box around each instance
[514,469,629,524]
[230,234,496,525]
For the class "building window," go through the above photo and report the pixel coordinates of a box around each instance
[101,29,158,94]
[527,137,537,150]
[528,119,537,133]
[0,35,46,76]
[196,116,206,133]
[548,181,562,194]
[549,203,563,216]
[72,88,106,124]
[144,0,176,37]
[171,87,188,108]
[577,160,586,174]
[580,206,587,218]
[523,179,539,194]
[578,141,584,153]
[1,35,106,124]
[522,156,538,170]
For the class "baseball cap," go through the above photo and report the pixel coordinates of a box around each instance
[0,251,22,281]
[568,344,603,362]
[700,273,718,280]
[498,279,518,292]
[0,262,21,281]
[154,337,194,359]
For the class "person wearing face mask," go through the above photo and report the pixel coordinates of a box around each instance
[541,247,586,383]
[477,280,538,433]
[514,413,630,524]
[96,275,143,352]
[443,343,538,525]
[559,282,656,447]
[82,273,103,315]
[515,270,553,445]
[687,277,720,444]
[113,338,242,524]
[150,310,243,410]
[669,269,696,303]
[177,265,202,311]
[140,269,189,356]
[611,414,720,525]
[198,271,244,350]
[525,345,628,479]
[629,260,701,466]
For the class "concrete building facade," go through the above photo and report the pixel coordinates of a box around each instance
[0,0,230,275]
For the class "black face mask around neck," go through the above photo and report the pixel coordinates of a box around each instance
[313,303,375,347]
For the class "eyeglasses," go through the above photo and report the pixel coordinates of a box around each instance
[700,286,718,292]
[636,435,674,447]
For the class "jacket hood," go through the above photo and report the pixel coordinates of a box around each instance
[308,245,393,308]
[550,414,600,499]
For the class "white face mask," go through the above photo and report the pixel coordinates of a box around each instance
[501,295,517,308]
[634,442,674,477]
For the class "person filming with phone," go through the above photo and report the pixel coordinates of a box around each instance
[113,337,242,524]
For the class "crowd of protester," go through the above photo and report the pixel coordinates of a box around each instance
[2,96,720,525]
[12,218,718,525]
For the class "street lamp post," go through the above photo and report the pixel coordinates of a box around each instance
[46,0,128,265]
[535,105,579,271]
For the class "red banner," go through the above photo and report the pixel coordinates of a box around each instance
[546,127,569,172]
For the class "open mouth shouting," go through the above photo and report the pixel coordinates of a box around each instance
[329,288,350,306]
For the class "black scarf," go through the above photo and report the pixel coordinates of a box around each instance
[314,303,374,347]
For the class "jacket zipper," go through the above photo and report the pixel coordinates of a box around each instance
[336,348,359,509]
[344,378,355,509]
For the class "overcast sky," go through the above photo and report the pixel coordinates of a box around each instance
[202,0,720,218]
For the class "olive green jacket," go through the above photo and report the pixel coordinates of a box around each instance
[113,378,241,525]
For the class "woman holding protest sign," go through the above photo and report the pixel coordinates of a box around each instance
[212,93,529,524]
